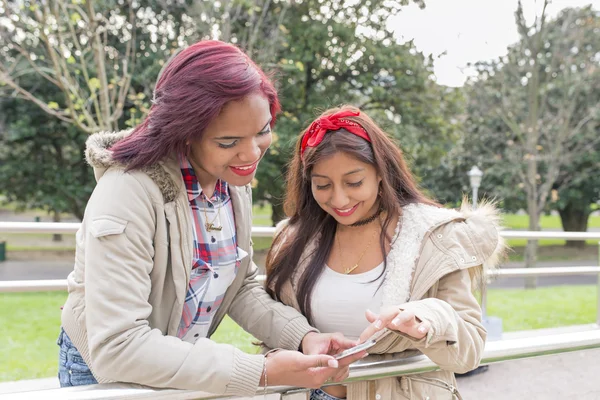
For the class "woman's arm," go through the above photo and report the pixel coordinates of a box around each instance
[227,254,317,351]
[83,171,264,396]
[227,215,315,350]
[361,268,486,373]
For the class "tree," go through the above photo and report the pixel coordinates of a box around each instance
[0,0,313,219]
[0,79,94,221]
[460,3,600,286]
[1,0,450,226]
[184,0,291,66]
[250,0,462,224]
[0,0,140,132]
[553,124,600,248]
[0,0,199,218]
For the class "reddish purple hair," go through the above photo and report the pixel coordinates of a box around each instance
[111,40,281,169]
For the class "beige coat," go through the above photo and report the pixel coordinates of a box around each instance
[271,202,505,399]
[61,130,315,397]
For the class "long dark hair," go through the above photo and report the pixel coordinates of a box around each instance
[110,40,280,170]
[266,105,438,324]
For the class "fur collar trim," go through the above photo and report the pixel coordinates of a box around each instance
[85,130,180,203]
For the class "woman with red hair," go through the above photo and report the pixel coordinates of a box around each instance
[58,41,361,396]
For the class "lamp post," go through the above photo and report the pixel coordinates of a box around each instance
[465,166,503,344]
[467,166,483,209]
[456,165,495,377]
[468,166,486,315]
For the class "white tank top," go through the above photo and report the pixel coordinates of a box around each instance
[310,263,385,340]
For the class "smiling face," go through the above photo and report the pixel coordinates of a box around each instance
[188,92,272,188]
[310,151,381,225]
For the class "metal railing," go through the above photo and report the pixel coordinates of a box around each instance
[3,224,600,318]
[4,266,600,289]
[2,222,600,398]
[0,222,276,237]
[2,223,600,322]
[4,329,600,399]
[3,221,600,239]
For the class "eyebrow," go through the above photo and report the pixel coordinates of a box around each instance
[214,118,272,140]
[312,168,365,178]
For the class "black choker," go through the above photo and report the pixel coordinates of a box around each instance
[349,207,383,227]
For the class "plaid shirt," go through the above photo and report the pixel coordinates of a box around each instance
[177,156,245,342]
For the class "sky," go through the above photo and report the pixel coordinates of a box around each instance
[387,0,599,87]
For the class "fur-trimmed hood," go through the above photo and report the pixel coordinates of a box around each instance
[457,198,507,280]
[387,199,506,301]
[85,130,180,203]
[85,129,133,171]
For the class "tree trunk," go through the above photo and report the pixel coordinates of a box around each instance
[524,192,540,289]
[524,239,538,288]
[52,211,63,242]
[525,199,540,289]
[558,204,590,248]
[521,6,545,289]
[271,201,286,227]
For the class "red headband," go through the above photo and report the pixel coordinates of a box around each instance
[300,110,370,157]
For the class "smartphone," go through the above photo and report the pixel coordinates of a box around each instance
[332,329,389,360]
[333,339,377,360]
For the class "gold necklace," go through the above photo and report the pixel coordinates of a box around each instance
[202,195,222,232]
[337,227,378,274]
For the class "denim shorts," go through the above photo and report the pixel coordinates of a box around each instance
[310,388,346,400]
[57,327,98,387]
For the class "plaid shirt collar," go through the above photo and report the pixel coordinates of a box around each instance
[179,155,228,203]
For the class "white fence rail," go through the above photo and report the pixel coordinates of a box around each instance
[2,223,600,324]
[3,266,600,293]
[3,221,600,239]
[0,222,277,237]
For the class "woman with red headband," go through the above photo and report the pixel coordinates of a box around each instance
[57,41,365,395]
[266,106,505,400]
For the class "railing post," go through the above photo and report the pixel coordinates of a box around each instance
[597,241,600,327]
[482,267,504,341]
[481,271,488,318]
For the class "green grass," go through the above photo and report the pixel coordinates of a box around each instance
[502,214,600,230]
[212,317,259,354]
[505,238,599,247]
[252,203,273,227]
[0,291,259,382]
[1,286,597,382]
[3,208,600,252]
[251,208,600,250]
[501,214,600,248]
[253,211,600,253]
[0,232,76,252]
[506,245,599,263]
[0,292,67,382]
[487,285,596,331]
[7,246,76,252]
[250,204,275,250]
[252,236,274,251]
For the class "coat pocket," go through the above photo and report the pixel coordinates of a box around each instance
[90,216,128,238]
[396,374,462,400]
